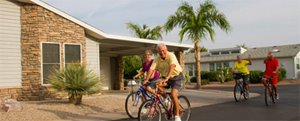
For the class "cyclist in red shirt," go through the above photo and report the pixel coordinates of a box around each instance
[262,51,280,99]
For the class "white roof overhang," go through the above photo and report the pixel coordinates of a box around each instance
[18,0,193,57]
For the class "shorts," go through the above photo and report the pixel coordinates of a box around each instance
[144,78,159,89]
[263,74,278,84]
[164,73,184,90]
[234,73,249,85]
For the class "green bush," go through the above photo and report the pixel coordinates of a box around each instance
[189,77,209,85]
[190,76,197,83]
[123,55,142,79]
[278,67,287,81]
[201,71,209,80]
[249,70,263,84]
[207,71,221,82]
[201,79,210,85]
[222,68,234,82]
[49,64,102,105]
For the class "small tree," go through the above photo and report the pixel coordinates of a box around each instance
[164,0,231,88]
[49,64,102,105]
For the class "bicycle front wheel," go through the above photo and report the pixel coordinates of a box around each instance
[178,95,191,121]
[234,84,242,102]
[271,86,276,104]
[125,92,142,119]
[138,100,162,121]
[265,85,272,106]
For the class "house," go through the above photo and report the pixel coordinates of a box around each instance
[0,0,192,100]
[185,44,300,79]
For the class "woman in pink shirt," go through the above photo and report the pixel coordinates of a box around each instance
[133,50,160,94]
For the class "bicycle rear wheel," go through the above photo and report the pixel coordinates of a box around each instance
[234,84,242,102]
[125,92,141,119]
[138,100,161,121]
[178,95,191,121]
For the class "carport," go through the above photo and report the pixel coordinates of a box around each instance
[87,31,193,90]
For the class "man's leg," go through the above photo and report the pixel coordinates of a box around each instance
[171,88,180,116]
[157,79,167,98]
[146,86,155,95]
[262,77,272,95]
[261,77,267,87]
[272,76,279,99]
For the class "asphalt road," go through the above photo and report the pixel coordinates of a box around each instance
[114,83,299,121]
[192,84,300,121]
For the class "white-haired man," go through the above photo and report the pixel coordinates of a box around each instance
[143,43,184,121]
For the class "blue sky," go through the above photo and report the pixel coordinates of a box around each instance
[43,0,299,49]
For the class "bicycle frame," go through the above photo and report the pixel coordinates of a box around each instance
[234,73,247,92]
[132,85,153,106]
[145,86,175,119]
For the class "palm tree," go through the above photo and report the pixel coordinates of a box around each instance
[164,0,231,88]
[126,22,163,40]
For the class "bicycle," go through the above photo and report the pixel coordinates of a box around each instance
[138,84,191,121]
[125,79,153,119]
[233,73,249,102]
[264,76,276,106]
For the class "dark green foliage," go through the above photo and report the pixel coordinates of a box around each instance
[207,71,221,82]
[190,76,197,83]
[201,71,209,80]
[278,67,287,81]
[249,70,263,84]
[190,77,209,85]
[49,64,101,105]
[123,55,142,79]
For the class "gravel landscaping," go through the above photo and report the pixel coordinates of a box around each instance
[0,94,127,121]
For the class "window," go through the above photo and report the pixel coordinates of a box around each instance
[221,51,230,55]
[211,52,219,55]
[65,44,81,67]
[216,63,222,70]
[209,63,215,71]
[42,43,60,84]
[231,50,240,54]
[187,64,194,77]
[224,62,230,68]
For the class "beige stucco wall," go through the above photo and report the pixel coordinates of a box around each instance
[294,52,300,79]
[100,57,111,90]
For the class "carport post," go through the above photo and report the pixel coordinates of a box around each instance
[116,55,124,90]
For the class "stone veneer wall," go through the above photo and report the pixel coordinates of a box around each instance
[0,88,22,99]
[19,4,86,100]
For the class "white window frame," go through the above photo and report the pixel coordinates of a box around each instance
[63,43,82,68]
[41,42,61,85]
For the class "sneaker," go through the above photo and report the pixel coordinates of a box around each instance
[275,93,280,100]
[164,99,170,107]
[245,90,250,98]
[174,116,181,121]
